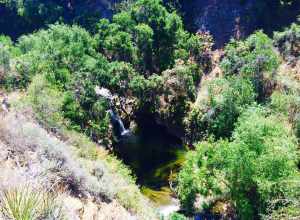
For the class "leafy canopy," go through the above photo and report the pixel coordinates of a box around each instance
[177,107,299,219]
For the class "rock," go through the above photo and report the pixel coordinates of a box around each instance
[179,0,300,47]
[63,196,84,220]
[98,200,136,220]
[158,198,180,218]
[82,200,98,220]
[61,197,136,220]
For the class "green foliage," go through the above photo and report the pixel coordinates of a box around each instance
[221,31,279,100]
[108,61,139,95]
[185,76,256,142]
[6,24,114,145]
[169,212,187,220]
[10,24,98,88]
[207,76,256,138]
[0,186,63,220]
[96,0,212,74]
[176,32,213,73]
[157,62,201,130]
[27,74,65,128]
[0,36,12,83]
[177,107,299,218]
[274,23,300,61]
[270,90,300,139]
[176,139,227,214]
[263,198,300,220]
[3,1,212,145]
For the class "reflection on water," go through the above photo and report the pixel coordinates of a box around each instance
[113,114,186,214]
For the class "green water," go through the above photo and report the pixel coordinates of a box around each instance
[114,116,186,205]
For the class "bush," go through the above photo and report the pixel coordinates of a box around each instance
[169,212,187,220]
[15,24,98,88]
[221,31,279,100]
[274,23,300,62]
[270,90,300,139]
[156,62,201,129]
[27,74,65,128]
[0,35,16,85]
[176,139,227,214]
[10,24,116,144]
[206,76,256,138]
[185,76,256,142]
[177,107,300,218]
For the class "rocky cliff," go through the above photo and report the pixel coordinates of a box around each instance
[178,0,300,47]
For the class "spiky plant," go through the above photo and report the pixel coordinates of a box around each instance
[0,186,63,220]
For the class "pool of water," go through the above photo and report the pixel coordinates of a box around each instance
[113,114,186,213]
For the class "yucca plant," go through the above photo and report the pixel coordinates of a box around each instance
[0,186,63,220]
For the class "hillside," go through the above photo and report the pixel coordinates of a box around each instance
[0,0,300,220]
[0,93,157,219]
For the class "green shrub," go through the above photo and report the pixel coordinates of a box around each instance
[169,212,187,220]
[15,24,98,87]
[274,23,300,62]
[262,175,300,220]
[0,35,14,86]
[176,139,227,214]
[221,31,279,100]
[177,107,300,218]
[156,62,201,129]
[206,76,256,138]
[27,74,65,128]
[270,90,300,139]
[185,76,256,142]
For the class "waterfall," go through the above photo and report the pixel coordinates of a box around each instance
[108,109,130,138]
[95,86,130,139]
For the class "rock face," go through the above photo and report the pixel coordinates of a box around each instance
[184,0,256,47]
[179,0,300,47]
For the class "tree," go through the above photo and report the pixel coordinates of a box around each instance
[177,107,300,219]
[96,0,211,74]
[221,31,279,101]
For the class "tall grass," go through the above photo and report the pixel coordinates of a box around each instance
[0,186,63,220]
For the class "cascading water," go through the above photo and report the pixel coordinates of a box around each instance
[95,86,130,139]
[108,109,131,138]
[95,86,183,217]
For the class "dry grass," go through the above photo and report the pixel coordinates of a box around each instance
[0,112,115,201]
[0,109,158,219]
